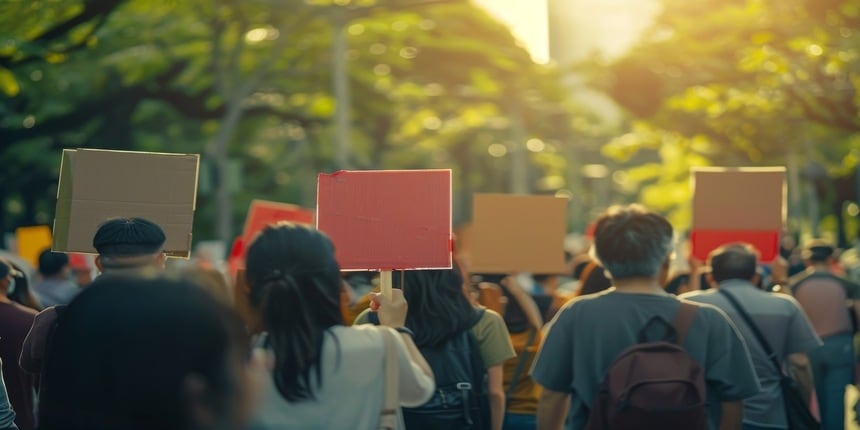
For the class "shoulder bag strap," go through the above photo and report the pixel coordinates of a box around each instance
[378,328,400,430]
[672,301,698,345]
[718,289,784,375]
[504,327,538,402]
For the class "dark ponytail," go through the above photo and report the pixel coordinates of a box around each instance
[246,223,343,401]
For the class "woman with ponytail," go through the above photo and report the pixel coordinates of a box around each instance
[245,223,434,430]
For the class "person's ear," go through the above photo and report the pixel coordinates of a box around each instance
[705,272,715,287]
[156,252,167,269]
[94,256,104,273]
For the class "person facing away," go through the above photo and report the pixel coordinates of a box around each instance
[788,239,860,430]
[4,260,41,312]
[35,276,257,430]
[355,267,517,430]
[0,362,18,430]
[494,275,545,430]
[530,204,760,430]
[0,260,36,430]
[244,223,435,430]
[31,250,78,308]
[19,217,168,376]
[681,243,821,430]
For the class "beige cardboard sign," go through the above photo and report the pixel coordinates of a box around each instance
[469,193,568,274]
[53,149,200,257]
[692,167,786,230]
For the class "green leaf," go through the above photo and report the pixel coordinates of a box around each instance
[0,67,20,96]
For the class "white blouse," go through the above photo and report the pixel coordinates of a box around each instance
[250,324,435,430]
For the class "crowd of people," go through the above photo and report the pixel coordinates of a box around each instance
[0,205,859,430]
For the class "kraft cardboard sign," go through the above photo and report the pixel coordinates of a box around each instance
[15,225,53,268]
[469,193,568,274]
[242,200,314,248]
[691,167,786,262]
[316,170,452,271]
[53,149,200,258]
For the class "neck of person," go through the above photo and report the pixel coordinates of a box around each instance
[0,289,10,304]
[808,262,830,272]
[612,277,667,295]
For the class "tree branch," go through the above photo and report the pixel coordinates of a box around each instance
[0,0,123,68]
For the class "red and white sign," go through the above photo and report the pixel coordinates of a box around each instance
[691,167,786,262]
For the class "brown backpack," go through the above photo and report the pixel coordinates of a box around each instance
[584,302,707,430]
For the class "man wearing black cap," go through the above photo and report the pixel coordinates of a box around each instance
[91,217,167,275]
[0,259,36,429]
[789,239,860,430]
[19,218,168,379]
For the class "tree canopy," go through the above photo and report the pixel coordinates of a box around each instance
[0,0,581,243]
[596,0,859,243]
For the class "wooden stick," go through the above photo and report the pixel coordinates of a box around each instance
[380,270,393,300]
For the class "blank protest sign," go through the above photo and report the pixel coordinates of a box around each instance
[469,193,568,274]
[316,170,452,271]
[691,167,786,262]
[242,200,314,248]
[53,149,199,258]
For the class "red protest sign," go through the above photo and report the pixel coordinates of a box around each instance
[316,170,452,271]
[691,167,786,262]
[242,200,314,247]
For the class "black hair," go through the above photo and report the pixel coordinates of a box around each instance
[245,223,343,402]
[92,218,166,257]
[4,259,40,310]
[664,273,691,295]
[396,266,476,348]
[0,259,11,279]
[592,205,673,280]
[38,249,69,276]
[709,243,759,283]
[802,240,835,263]
[38,276,248,430]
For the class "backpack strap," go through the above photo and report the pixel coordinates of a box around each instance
[718,289,785,376]
[378,328,400,430]
[580,260,599,284]
[671,302,697,346]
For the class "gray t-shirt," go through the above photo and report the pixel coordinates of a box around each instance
[530,289,760,430]
[683,281,822,429]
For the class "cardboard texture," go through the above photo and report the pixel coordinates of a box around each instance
[691,167,786,262]
[15,225,53,268]
[53,149,200,258]
[469,193,568,274]
[242,200,314,248]
[316,170,452,271]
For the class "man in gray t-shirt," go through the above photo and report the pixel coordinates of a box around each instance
[531,205,760,430]
[683,243,821,430]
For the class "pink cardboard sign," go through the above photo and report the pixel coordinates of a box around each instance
[316,170,452,271]
[242,200,314,248]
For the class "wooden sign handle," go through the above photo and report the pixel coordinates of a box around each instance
[380,270,393,300]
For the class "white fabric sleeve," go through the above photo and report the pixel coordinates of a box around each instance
[391,332,435,407]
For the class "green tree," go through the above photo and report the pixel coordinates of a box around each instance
[0,0,583,246]
[597,0,860,242]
